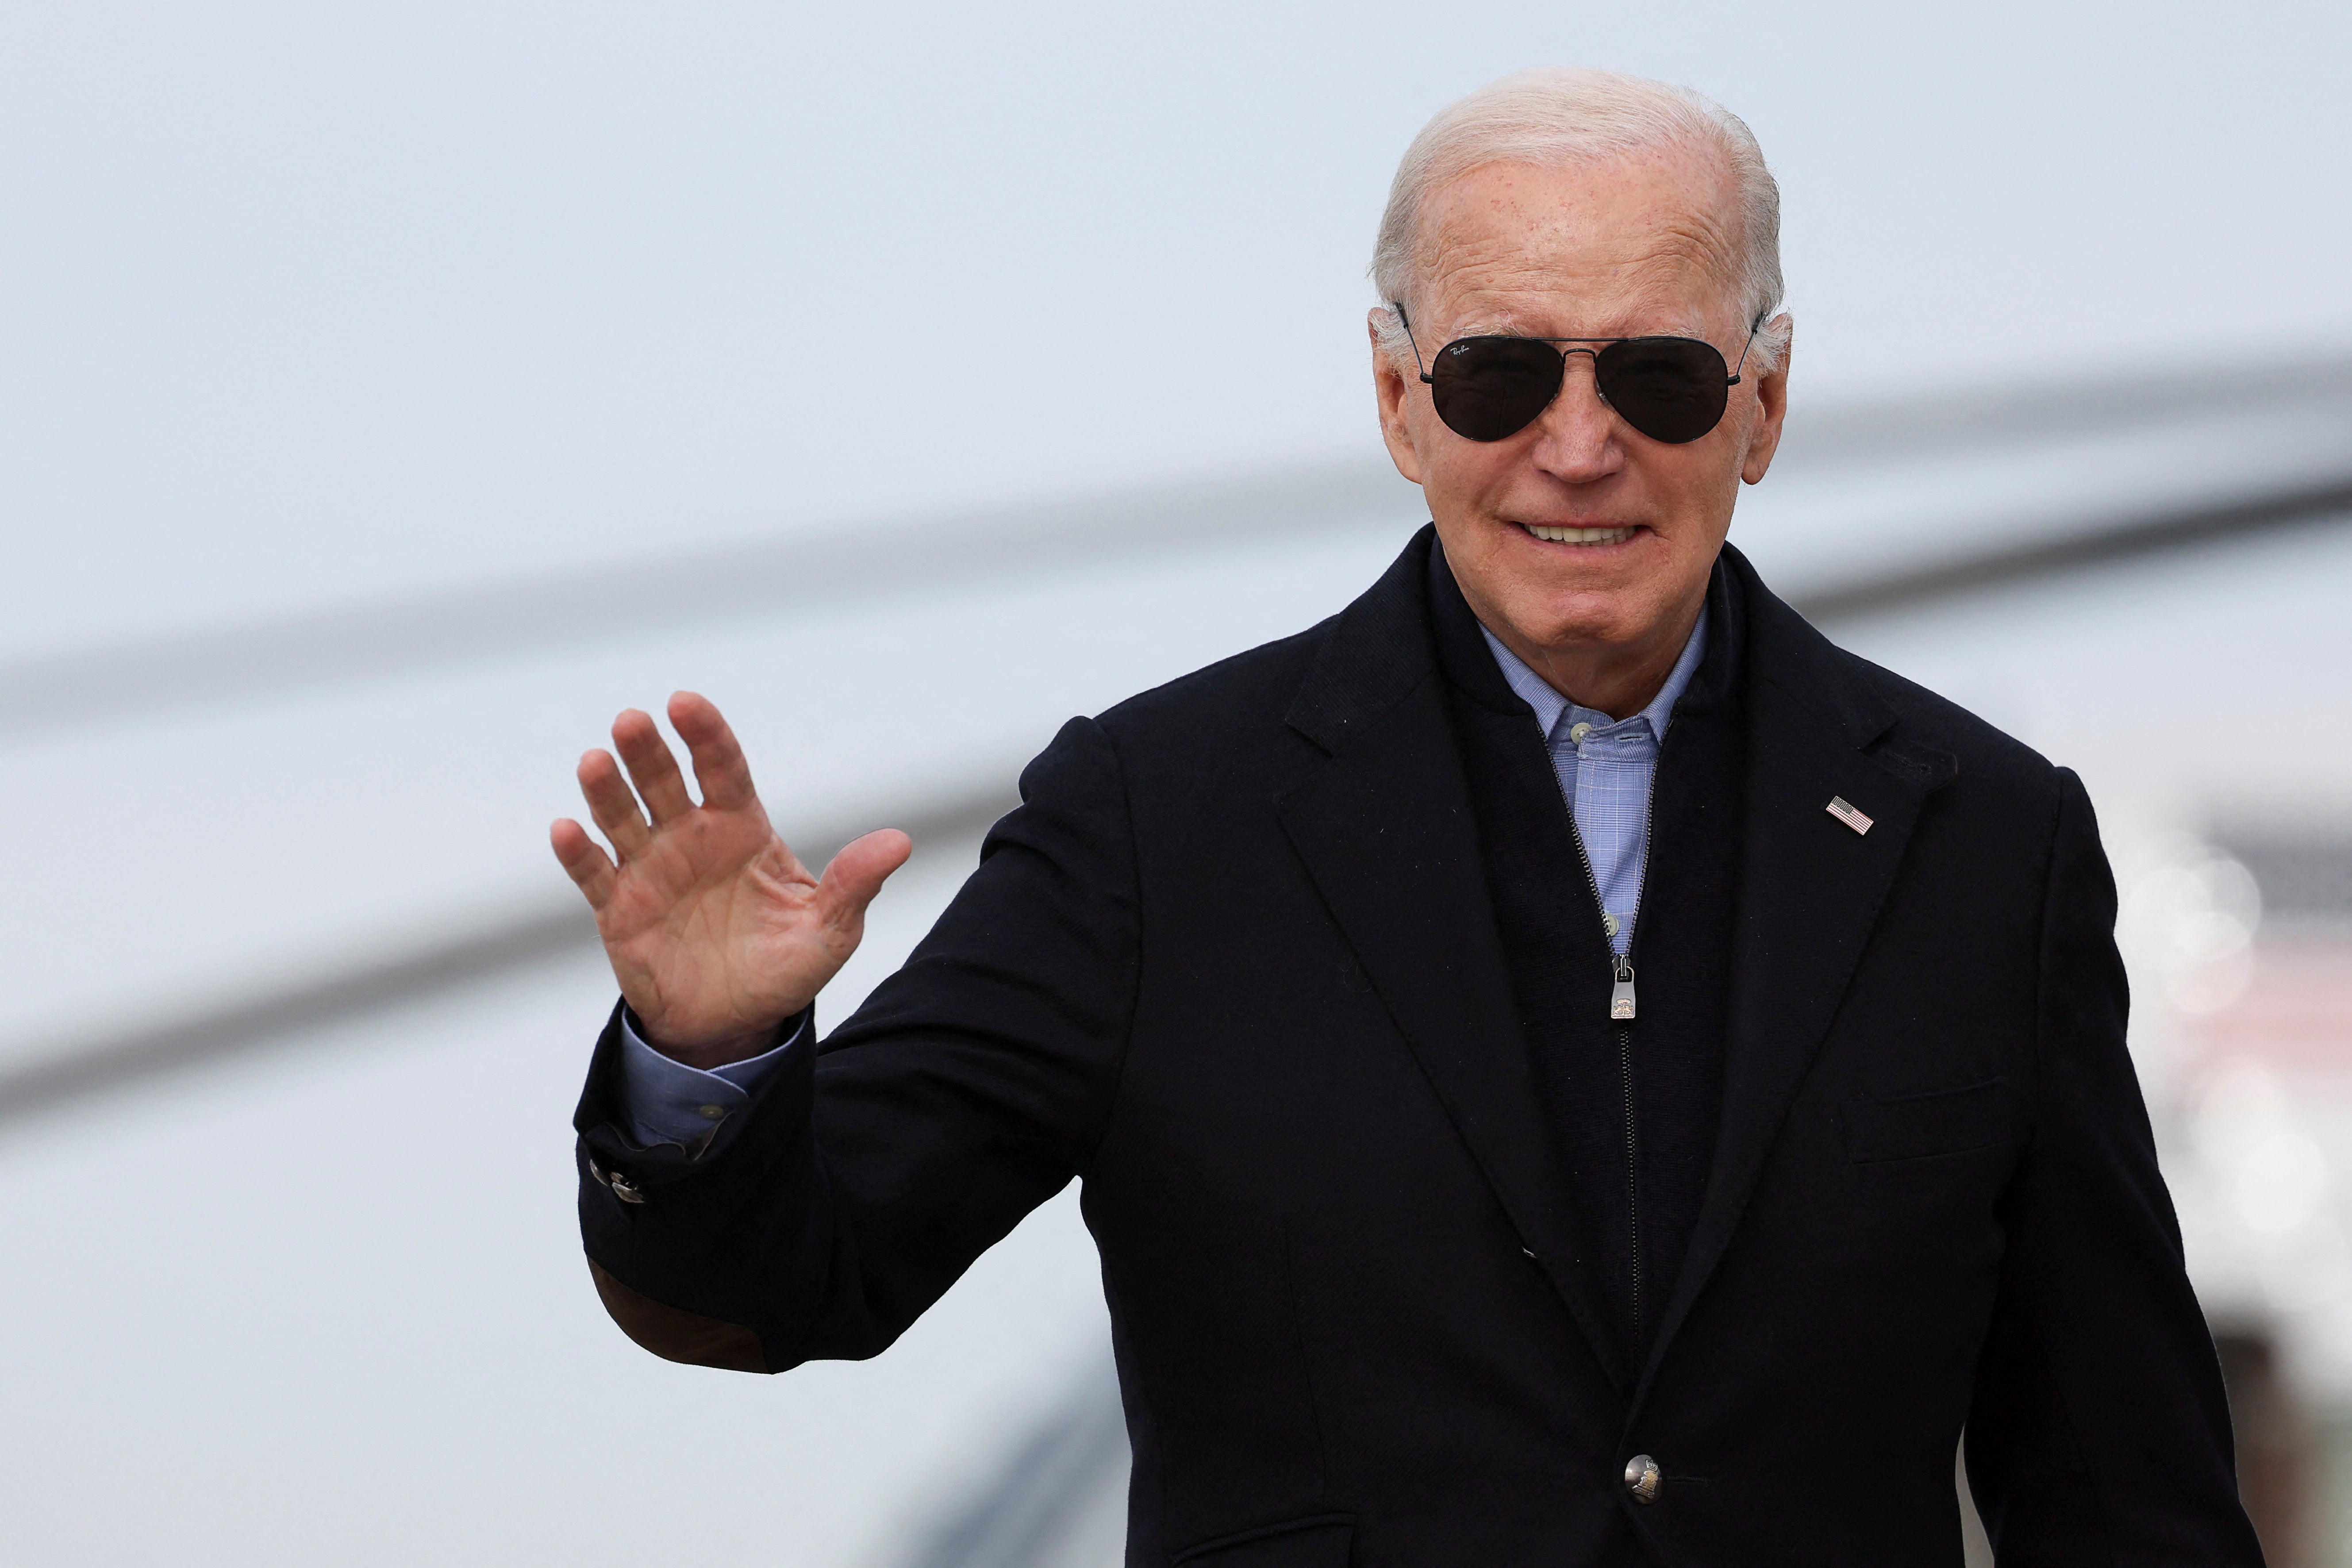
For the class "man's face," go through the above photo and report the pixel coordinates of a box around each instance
[1373,152,1789,673]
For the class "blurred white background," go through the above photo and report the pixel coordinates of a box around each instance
[1,2,2348,1563]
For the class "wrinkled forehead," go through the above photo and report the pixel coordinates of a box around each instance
[1412,153,1745,341]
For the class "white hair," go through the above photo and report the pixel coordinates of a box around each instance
[1371,67,1788,373]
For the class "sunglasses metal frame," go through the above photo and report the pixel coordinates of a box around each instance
[1392,304,1766,443]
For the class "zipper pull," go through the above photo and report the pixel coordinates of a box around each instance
[1610,961,1637,1022]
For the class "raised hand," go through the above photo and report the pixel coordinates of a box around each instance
[550,692,910,1069]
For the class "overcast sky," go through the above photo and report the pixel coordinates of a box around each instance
[3,0,2346,655]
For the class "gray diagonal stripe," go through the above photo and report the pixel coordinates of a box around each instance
[0,464,1413,737]
[0,794,1014,1128]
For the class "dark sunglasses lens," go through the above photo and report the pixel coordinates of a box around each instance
[1594,338,1730,443]
[1428,337,1564,442]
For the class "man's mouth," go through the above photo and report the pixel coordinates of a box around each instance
[1518,523,1640,546]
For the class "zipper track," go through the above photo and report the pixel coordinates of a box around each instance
[1618,1022,1639,1339]
[1563,751,1662,1347]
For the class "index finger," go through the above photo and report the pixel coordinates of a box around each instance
[668,690,759,812]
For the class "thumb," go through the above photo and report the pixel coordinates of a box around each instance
[815,828,914,932]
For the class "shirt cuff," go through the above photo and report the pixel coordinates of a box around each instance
[615,1009,808,1152]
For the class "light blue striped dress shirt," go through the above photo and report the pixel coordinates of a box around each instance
[615,607,1709,1148]
[1476,607,1708,957]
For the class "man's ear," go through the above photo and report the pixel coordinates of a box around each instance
[1741,315,1792,486]
[1370,310,1425,485]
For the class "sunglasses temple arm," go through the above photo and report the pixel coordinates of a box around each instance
[1727,309,1768,386]
[1392,302,1435,384]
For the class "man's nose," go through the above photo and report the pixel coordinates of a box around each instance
[1528,350,1625,482]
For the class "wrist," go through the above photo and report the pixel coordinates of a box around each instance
[629,1009,800,1072]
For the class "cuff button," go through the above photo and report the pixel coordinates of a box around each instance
[590,1159,647,1205]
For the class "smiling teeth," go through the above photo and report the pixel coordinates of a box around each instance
[1526,524,1636,544]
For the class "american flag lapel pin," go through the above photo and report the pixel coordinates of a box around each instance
[1825,796,1874,835]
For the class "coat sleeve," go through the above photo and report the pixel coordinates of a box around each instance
[1962,767,2264,1564]
[573,715,1140,1373]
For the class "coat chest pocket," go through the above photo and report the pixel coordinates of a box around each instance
[1842,1079,2010,1164]
[1174,1514,1353,1567]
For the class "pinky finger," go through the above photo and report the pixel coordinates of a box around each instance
[551,818,618,907]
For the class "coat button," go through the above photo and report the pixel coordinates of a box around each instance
[589,1157,647,1205]
[1623,1454,1661,1503]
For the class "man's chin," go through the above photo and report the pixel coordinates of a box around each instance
[1503,534,1661,616]
[1494,588,1661,655]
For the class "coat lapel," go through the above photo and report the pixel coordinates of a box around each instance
[1278,530,1629,1390]
[1633,553,1957,1403]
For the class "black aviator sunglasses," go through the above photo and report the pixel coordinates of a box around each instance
[1395,304,1765,445]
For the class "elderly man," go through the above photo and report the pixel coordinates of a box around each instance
[555,68,2261,1567]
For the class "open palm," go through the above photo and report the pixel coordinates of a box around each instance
[550,692,909,1069]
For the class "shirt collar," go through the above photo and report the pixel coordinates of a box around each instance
[1478,604,1710,744]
